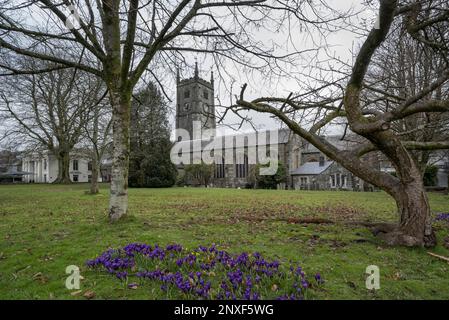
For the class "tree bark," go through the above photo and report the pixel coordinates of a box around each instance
[446,170,449,195]
[90,154,100,194]
[108,91,131,222]
[54,150,72,184]
[378,171,436,247]
[89,103,100,195]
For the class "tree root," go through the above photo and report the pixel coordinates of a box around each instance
[366,224,437,248]
[376,231,423,247]
[265,217,438,248]
[285,219,437,248]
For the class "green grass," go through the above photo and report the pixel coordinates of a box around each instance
[0,183,448,300]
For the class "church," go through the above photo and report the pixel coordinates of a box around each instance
[173,64,369,191]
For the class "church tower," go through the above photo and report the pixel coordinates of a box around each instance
[176,62,216,139]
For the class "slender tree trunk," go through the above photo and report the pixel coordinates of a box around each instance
[54,150,72,184]
[446,170,449,195]
[90,153,100,194]
[108,91,131,222]
[89,104,100,195]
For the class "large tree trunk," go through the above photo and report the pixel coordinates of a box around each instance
[378,174,436,247]
[108,92,131,222]
[54,150,72,184]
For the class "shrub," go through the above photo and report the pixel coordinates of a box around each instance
[423,165,439,186]
[250,162,287,189]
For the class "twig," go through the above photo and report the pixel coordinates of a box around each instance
[427,252,449,263]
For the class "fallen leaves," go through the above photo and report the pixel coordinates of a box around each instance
[392,271,403,281]
[32,272,49,284]
[40,254,53,262]
[70,290,82,296]
[83,290,96,299]
[128,283,138,290]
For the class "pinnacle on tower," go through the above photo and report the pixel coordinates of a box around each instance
[194,60,199,79]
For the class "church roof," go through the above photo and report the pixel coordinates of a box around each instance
[174,128,294,150]
[290,161,334,175]
[300,134,364,153]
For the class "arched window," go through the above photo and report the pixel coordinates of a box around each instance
[214,157,225,179]
[236,155,248,178]
[294,148,300,168]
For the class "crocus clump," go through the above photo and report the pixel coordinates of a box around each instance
[86,243,323,300]
[435,213,449,222]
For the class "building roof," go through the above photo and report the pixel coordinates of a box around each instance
[302,134,364,153]
[173,128,295,150]
[290,161,334,175]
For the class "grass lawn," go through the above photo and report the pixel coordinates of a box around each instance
[0,183,448,300]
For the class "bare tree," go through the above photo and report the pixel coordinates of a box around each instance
[0,0,340,221]
[234,0,449,247]
[82,89,111,194]
[0,63,103,183]
[365,19,449,174]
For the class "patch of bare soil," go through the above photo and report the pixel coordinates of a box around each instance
[163,202,211,212]
[309,203,367,221]
[221,202,367,225]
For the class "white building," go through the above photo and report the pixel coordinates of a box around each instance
[435,159,449,188]
[22,151,101,183]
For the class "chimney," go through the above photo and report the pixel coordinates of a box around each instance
[319,156,325,167]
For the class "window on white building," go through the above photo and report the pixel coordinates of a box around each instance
[73,175,79,182]
[236,155,248,178]
[73,160,78,171]
[214,157,225,179]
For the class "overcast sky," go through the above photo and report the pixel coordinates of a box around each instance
[168,0,379,137]
[0,0,380,148]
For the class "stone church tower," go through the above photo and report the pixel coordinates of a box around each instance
[176,62,216,139]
